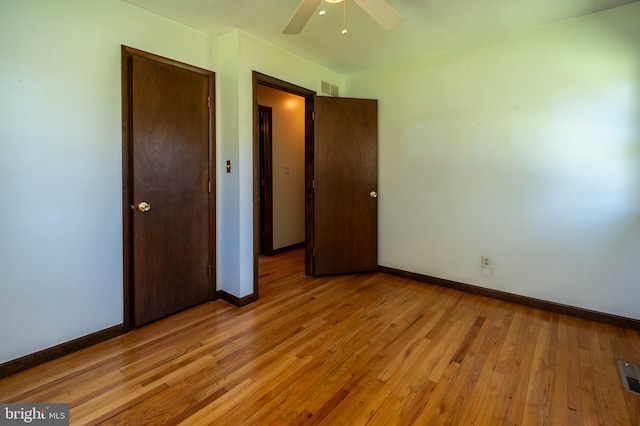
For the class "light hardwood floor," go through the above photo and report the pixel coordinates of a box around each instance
[1,249,639,425]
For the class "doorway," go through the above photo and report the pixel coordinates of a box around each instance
[258,87,306,256]
[252,72,379,298]
[253,73,314,297]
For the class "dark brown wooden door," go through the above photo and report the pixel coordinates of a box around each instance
[312,96,378,275]
[130,55,211,326]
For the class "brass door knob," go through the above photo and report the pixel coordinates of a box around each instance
[137,202,151,212]
[370,191,378,198]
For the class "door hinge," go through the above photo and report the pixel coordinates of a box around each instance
[208,265,212,277]
[312,179,315,189]
[312,247,315,256]
[208,180,211,193]
[312,111,315,120]
[207,96,211,108]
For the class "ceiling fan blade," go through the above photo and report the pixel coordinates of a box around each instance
[352,0,403,31]
[283,0,323,34]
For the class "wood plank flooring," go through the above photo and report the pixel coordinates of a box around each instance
[1,248,639,425]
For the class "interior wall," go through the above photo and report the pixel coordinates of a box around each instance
[257,86,305,250]
[345,3,640,319]
[0,0,215,363]
[217,29,344,297]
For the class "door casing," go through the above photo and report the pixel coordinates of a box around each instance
[258,105,274,255]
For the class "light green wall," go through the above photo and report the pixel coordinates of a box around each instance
[0,0,215,363]
[346,3,640,318]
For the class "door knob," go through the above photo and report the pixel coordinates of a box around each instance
[137,202,151,212]
[370,191,378,198]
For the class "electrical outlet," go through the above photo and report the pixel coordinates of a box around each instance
[482,256,491,268]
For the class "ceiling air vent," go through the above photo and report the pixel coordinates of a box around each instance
[321,80,339,97]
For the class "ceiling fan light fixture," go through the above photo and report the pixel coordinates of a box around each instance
[341,0,347,34]
[284,0,402,35]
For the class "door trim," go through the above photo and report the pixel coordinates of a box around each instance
[252,72,315,299]
[121,46,217,331]
[258,105,274,255]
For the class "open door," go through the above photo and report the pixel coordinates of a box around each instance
[309,96,378,276]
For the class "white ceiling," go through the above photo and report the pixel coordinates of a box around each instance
[122,0,639,74]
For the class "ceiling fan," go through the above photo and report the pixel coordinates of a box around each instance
[283,0,403,34]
